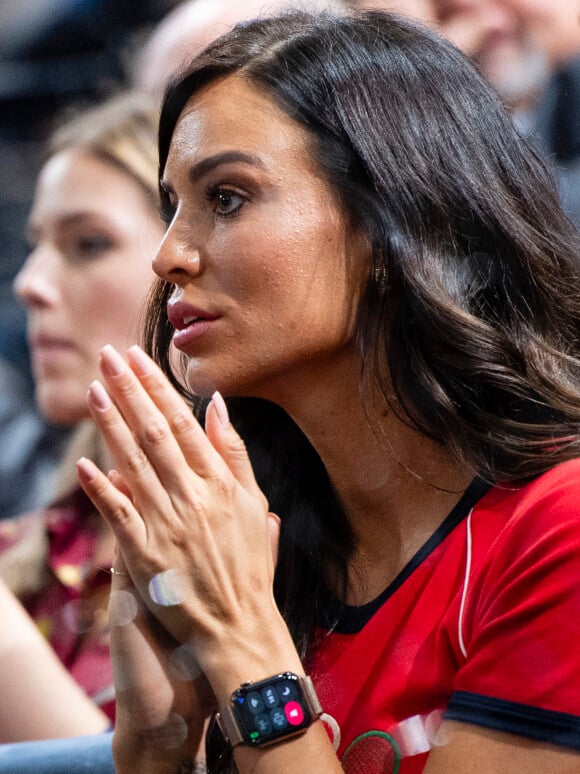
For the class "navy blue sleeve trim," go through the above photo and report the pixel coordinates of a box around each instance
[445,691,580,751]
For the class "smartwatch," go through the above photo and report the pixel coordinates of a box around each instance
[216,672,323,748]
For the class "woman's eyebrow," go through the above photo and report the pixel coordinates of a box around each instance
[26,211,105,239]
[160,151,267,193]
[188,150,266,183]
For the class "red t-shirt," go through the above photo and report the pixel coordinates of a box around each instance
[310,460,580,773]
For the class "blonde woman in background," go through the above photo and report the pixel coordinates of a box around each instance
[0,91,164,741]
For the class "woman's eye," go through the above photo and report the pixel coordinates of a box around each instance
[209,186,246,218]
[75,235,115,257]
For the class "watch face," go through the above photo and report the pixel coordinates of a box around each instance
[232,673,314,746]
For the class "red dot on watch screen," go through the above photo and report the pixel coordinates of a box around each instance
[284,701,305,726]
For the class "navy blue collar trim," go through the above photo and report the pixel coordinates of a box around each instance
[323,476,492,635]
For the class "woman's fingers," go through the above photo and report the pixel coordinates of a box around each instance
[106,345,228,483]
[204,391,264,495]
[87,378,178,513]
[108,469,134,502]
[100,346,265,509]
[95,346,224,515]
[76,456,147,552]
[77,345,277,656]
[267,512,281,567]
[99,346,210,486]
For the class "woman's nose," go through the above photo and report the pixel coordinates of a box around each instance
[152,223,203,285]
[13,248,61,309]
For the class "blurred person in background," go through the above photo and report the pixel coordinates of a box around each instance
[0,90,163,740]
[132,0,348,96]
[355,0,580,228]
[350,0,435,23]
[433,1,580,228]
[0,0,177,520]
[0,355,70,521]
[432,0,579,112]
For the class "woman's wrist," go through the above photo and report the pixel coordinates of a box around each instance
[200,617,304,707]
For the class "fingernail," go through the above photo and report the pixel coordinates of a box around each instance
[211,391,229,426]
[100,344,127,377]
[127,345,151,376]
[88,380,112,411]
[76,456,96,484]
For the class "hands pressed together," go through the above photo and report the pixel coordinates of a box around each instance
[76,344,287,770]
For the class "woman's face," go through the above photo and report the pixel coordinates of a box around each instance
[14,149,163,424]
[155,75,370,402]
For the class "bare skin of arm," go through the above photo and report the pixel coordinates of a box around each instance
[424,722,580,774]
[0,576,110,742]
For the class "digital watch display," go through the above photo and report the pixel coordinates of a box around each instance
[217,672,323,748]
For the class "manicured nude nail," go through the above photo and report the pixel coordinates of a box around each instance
[100,344,127,376]
[89,380,112,411]
[211,391,230,426]
[76,456,97,484]
[127,345,151,376]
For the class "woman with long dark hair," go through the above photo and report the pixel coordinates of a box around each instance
[76,10,580,773]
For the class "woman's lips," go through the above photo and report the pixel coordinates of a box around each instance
[166,300,220,349]
[172,318,218,349]
[28,334,76,368]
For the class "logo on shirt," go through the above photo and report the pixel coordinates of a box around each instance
[338,710,443,772]
[341,730,401,773]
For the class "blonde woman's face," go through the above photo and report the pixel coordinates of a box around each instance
[14,150,164,424]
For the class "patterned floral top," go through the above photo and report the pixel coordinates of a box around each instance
[0,488,115,720]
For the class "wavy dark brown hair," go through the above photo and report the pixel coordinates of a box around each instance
[142,10,580,769]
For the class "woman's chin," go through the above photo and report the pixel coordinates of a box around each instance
[184,361,220,400]
[36,387,88,427]
[183,359,267,402]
